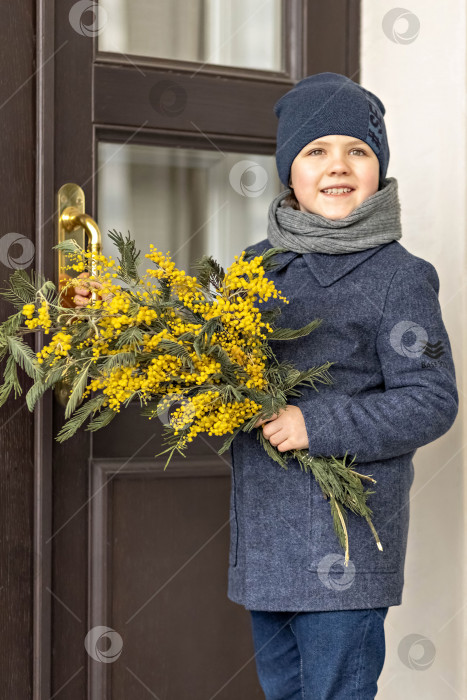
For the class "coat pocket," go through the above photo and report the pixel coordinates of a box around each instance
[306,460,402,575]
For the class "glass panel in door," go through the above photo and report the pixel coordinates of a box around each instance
[97,142,282,273]
[98,0,283,71]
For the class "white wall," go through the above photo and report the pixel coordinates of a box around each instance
[361,2,466,698]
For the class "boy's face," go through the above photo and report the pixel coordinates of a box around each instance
[289,135,380,220]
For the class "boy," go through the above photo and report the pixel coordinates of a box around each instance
[227,72,458,699]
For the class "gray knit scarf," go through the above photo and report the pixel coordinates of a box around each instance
[267,176,402,254]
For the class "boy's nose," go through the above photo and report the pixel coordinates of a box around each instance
[329,162,350,174]
[329,165,349,175]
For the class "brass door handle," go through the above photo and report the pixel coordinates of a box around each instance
[57,183,102,301]
[55,183,103,407]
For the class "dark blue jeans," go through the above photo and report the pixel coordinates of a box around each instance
[249,607,389,700]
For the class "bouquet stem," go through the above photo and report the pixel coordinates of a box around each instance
[295,449,383,566]
[257,435,383,566]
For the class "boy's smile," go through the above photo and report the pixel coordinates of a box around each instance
[289,134,380,220]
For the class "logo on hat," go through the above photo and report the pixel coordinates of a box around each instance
[367,101,383,155]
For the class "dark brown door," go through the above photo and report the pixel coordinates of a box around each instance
[0,2,360,697]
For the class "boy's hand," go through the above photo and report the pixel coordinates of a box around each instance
[73,272,102,307]
[254,405,309,452]
[60,272,110,308]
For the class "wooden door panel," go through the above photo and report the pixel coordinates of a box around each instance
[90,464,262,698]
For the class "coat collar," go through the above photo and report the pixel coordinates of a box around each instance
[265,242,389,287]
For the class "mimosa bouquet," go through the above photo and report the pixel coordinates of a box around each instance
[0,231,383,564]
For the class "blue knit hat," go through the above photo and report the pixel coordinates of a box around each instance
[274,72,390,188]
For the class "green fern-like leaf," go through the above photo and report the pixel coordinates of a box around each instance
[56,394,107,442]
[66,321,94,346]
[217,425,244,455]
[0,355,23,405]
[86,406,117,432]
[258,308,282,325]
[25,365,69,412]
[25,380,48,412]
[7,336,40,380]
[219,384,244,402]
[156,338,195,370]
[257,430,289,469]
[100,351,137,371]
[242,246,288,270]
[191,255,225,292]
[139,397,167,419]
[268,319,322,341]
[114,326,144,350]
[64,363,90,419]
[204,343,247,384]
[193,316,223,357]
[0,270,37,308]
[0,269,57,313]
[279,363,335,395]
[330,496,349,551]
[0,311,25,341]
[0,381,14,407]
[53,239,84,256]
[157,277,172,303]
[107,229,141,284]
[37,280,57,304]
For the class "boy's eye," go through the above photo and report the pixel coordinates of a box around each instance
[307,148,367,156]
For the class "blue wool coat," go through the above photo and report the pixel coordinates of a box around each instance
[227,239,458,612]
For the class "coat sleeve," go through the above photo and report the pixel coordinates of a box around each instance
[297,260,459,463]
